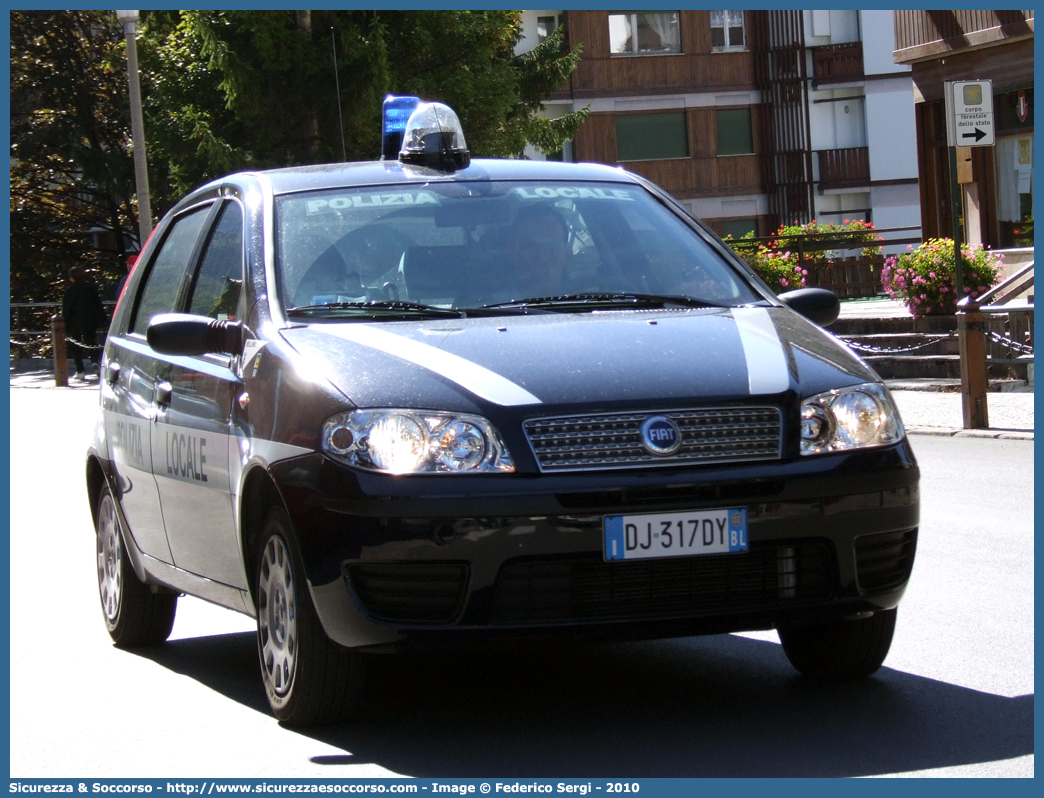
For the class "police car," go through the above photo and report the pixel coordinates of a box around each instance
[87,99,919,727]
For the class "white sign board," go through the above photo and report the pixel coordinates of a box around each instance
[945,80,995,147]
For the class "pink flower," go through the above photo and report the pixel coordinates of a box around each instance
[964,287,971,293]
[929,272,936,279]
[780,278,788,287]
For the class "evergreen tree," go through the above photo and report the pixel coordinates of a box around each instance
[10,10,138,301]
[9,10,587,302]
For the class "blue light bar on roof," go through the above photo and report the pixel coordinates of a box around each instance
[381,95,421,160]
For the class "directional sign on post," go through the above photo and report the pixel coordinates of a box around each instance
[945,80,995,147]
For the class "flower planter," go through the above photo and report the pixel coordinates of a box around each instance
[881,239,1003,319]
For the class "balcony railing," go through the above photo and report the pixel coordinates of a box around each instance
[816,146,869,188]
[811,41,863,84]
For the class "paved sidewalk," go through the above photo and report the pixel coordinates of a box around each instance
[11,361,1032,440]
[889,388,1033,440]
[836,295,915,319]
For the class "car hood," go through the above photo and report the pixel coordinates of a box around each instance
[279,306,879,413]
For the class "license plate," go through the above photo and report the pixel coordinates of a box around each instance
[603,508,748,561]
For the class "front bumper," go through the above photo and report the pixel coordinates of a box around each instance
[270,443,919,650]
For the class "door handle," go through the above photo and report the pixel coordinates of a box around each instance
[156,381,173,407]
[106,361,120,385]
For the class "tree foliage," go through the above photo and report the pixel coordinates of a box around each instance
[10,10,137,301]
[10,9,587,303]
[140,10,587,209]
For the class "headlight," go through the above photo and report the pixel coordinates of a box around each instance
[322,409,515,474]
[800,383,904,455]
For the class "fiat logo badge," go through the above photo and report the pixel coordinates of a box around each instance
[640,415,682,456]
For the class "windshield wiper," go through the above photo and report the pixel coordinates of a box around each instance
[480,293,728,311]
[286,300,464,318]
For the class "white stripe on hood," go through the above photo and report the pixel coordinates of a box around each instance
[731,307,790,395]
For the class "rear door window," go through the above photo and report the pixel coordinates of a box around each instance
[187,202,244,321]
[131,205,210,334]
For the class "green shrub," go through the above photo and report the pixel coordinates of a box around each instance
[725,219,883,294]
[774,219,883,264]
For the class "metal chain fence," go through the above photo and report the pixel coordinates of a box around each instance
[839,329,1033,357]
[838,332,958,355]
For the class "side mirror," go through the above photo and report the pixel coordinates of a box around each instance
[778,288,840,327]
[147,313,244,356]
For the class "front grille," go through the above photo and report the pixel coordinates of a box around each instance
[523,407,783,472]
[347,563,468,624]
[855,529,917,592]
[491,543,834,624]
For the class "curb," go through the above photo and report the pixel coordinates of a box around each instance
[886,379,1034,394]
[906,426,1033,441]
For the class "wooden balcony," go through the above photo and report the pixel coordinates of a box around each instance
[810,41,863,84]
[816,146,869,188]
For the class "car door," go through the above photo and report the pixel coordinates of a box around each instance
[104,203,212,563]
[151,199,248,590]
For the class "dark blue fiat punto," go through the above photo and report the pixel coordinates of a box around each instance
[87,102,918,726]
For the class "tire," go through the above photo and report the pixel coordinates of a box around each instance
[778,608,897,680]
[255,507,364,727]
[96,485,177,647]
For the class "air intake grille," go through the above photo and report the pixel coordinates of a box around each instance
[347,563,468,624]
[523,407,782,472]
[855,529,917,593]
[491,543,833,625]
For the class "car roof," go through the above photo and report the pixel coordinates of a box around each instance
[228,158,640,197]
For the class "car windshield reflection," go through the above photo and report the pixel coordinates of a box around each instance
[275,181,757,317]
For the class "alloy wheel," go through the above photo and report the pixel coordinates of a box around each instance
[258,535,298,697]
[96,493,122,624]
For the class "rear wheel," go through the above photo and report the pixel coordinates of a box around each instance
[96,485,177,647]
[778,608,897,680]
[255,507,364,726]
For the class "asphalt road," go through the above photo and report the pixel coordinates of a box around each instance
[7,387,1034,778]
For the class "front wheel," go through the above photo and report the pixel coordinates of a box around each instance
[95,485,177,647]
[255,507,364,726]
[778,608,897,680]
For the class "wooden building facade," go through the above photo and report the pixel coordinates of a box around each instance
[542,10,918,240]
[553,10,778,237]
[892,10,1034,249]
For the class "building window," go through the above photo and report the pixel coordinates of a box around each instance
[716,108,753,156]
[609,12,681,55]
[616,113,689,161]
[722,219,758,239]
[995,89,1034,248]
[710,10,746,50]
[537,15,556,43]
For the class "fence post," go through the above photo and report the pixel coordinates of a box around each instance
[957,306,989,429]
[50,314,68,387]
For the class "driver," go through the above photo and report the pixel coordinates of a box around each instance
[292,246,365,307]
[507,204,573,298]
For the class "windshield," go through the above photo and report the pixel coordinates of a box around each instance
[275,180,760,318]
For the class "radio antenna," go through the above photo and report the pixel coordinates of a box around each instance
[331,27,347,162]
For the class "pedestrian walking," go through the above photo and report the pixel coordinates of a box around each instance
[62,265,106,379]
